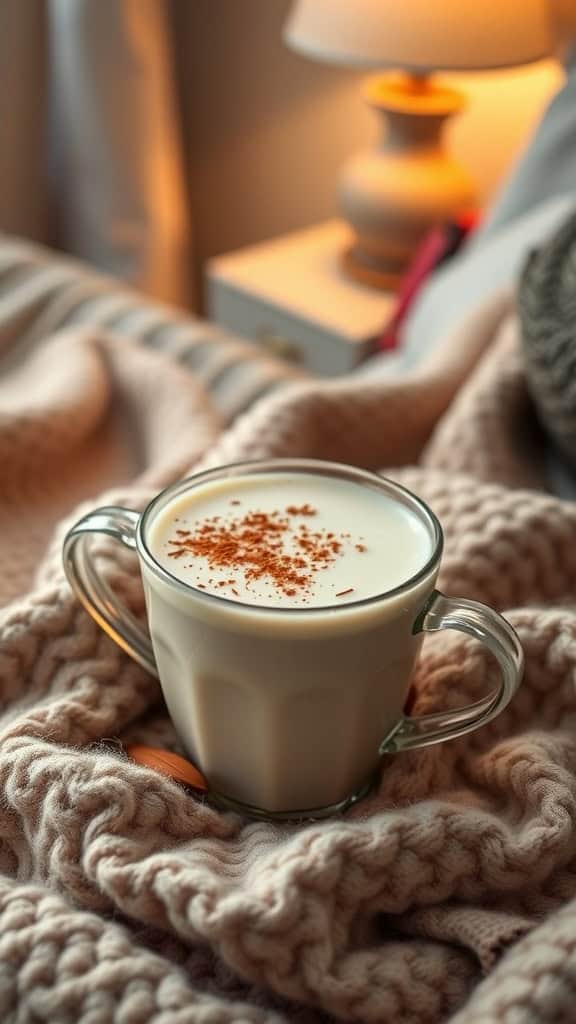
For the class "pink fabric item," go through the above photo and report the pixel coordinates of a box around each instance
[1,263,576,1022]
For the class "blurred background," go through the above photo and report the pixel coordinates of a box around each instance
[0,0,563,312]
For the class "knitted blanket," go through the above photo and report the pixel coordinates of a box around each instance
[1,237,576,1024]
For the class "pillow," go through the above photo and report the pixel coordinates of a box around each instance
[519,207,576,466]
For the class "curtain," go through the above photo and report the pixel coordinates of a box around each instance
[0,0,191,308]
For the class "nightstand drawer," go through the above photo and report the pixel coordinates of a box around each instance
[206,221,395,378]
[207,279,377,376]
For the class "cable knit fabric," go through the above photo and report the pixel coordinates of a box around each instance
[1,235,576,1024]
[520,207,576,466]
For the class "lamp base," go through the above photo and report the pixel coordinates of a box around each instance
[339,73,477,291]
[341,244,404,291]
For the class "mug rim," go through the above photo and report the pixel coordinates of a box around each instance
[136,457,444,616]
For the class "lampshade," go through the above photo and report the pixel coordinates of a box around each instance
[284,0,553,72]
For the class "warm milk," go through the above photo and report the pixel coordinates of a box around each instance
[148,473,431,607]
[141,470,438,813]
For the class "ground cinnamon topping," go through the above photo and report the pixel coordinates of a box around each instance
[166,503,367,598]
[286,504,317,516]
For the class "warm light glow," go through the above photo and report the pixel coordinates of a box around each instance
[446,60,564,202]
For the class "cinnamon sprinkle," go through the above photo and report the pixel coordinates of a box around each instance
[165,504,366,598]
[286,504,316,516]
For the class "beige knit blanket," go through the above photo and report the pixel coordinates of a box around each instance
[1,237,576,1023]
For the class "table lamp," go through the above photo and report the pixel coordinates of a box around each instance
[284,0,553,289]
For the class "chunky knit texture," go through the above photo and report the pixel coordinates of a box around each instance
[520,207,576,466]
[1,235,576,1023]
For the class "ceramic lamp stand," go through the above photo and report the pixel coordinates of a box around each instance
[339,73,476,290]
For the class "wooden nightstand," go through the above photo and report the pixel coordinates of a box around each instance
[206,220,396,377]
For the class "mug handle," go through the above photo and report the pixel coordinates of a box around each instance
[62,507,158,677]
[381,591,524,752]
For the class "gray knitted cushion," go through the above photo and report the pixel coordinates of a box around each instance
[519,209,576,465]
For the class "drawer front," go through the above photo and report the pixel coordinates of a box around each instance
[207,280,374,377]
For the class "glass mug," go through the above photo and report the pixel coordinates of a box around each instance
[63,459,523,820]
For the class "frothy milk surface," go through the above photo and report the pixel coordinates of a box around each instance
[147,473,432,608]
